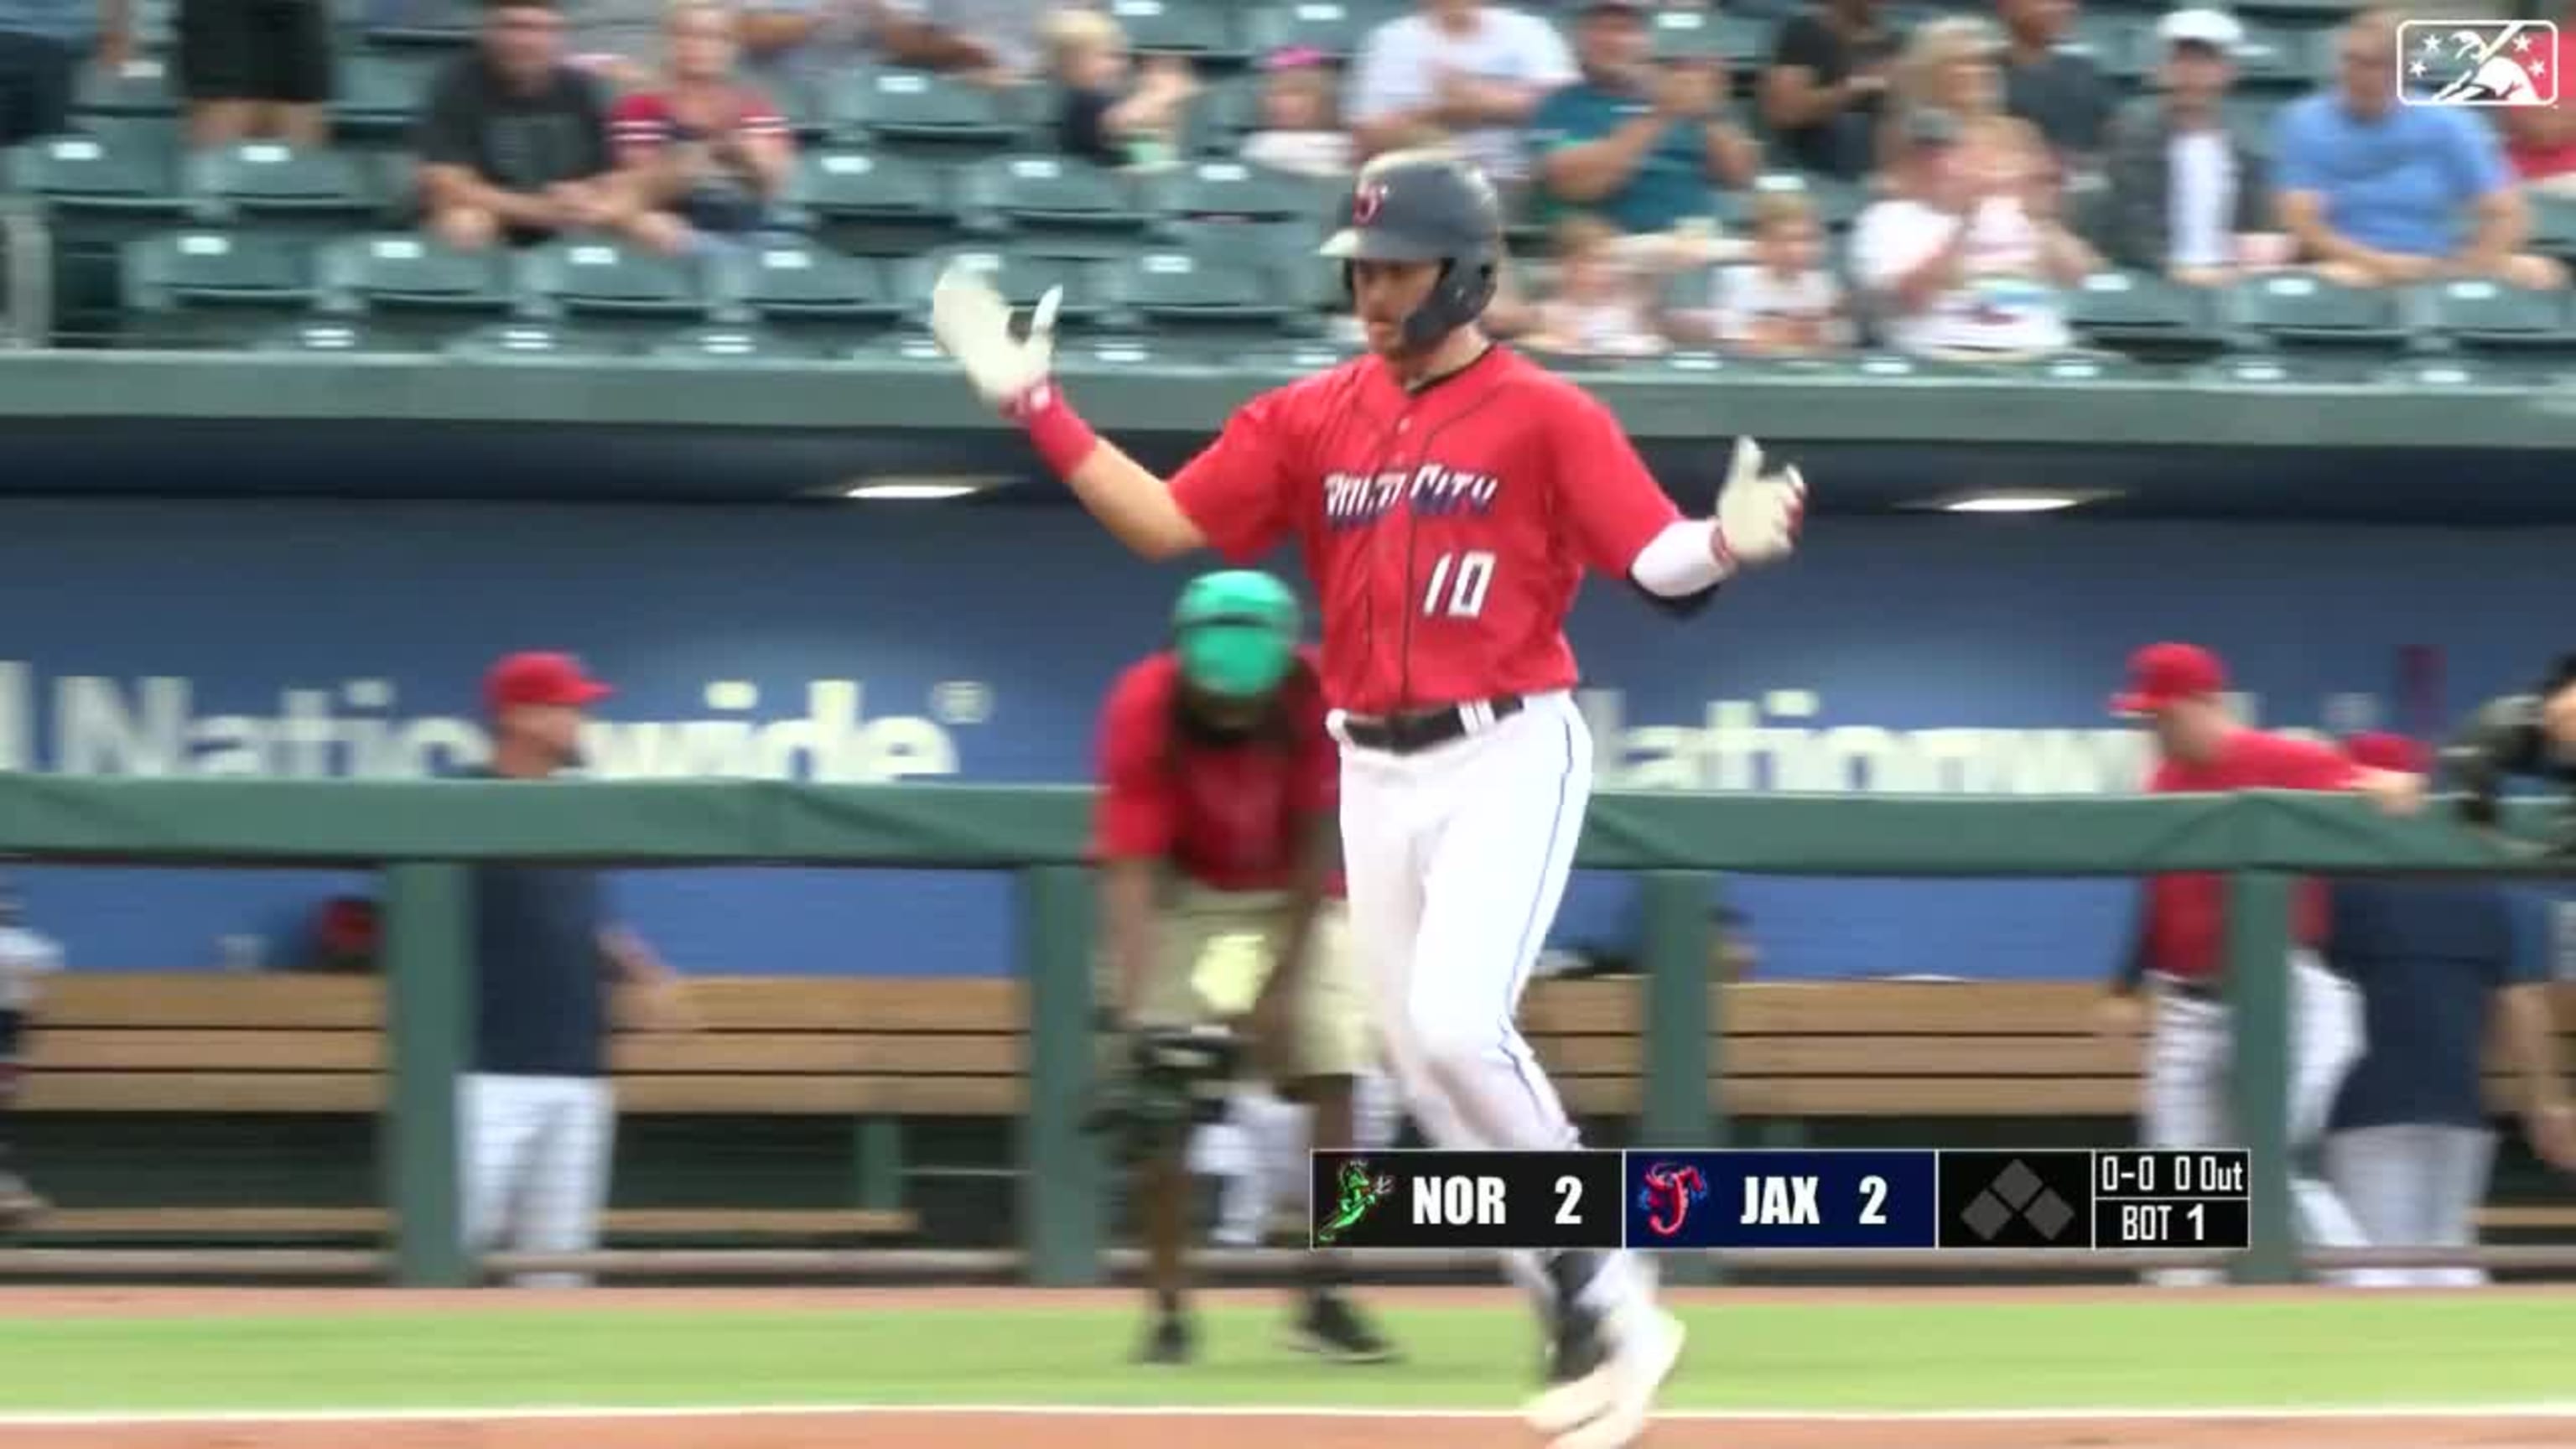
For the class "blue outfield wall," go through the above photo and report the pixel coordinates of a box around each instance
[2,498,2572,980]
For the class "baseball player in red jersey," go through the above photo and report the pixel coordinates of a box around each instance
[2100,642,2425,1285]
[933,148,1807,1449]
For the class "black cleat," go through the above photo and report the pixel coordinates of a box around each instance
[1287,1289,1400,1364]
[1545,1303,1608,1386]
[1135,1312,1194,1366]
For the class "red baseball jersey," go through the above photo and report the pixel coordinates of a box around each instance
[2142,730,2364,980]
[1090,651,1344,895]
[1168,347,1685,715]
[607,87,789,164]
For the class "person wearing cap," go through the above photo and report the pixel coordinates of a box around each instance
[1528,0,1756,236]
[2103,8,2282,287]
[2320,732,2576,1289]
[464,651,687,1290]
[1090,572,1393,1368]
[2100,642,2423,1285]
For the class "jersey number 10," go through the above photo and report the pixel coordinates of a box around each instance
[1421,550,1496,619]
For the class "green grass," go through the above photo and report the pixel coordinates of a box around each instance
[0,1299,2567,1414]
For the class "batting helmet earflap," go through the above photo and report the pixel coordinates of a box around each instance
[1171,569,1301,700]
[1319,151,1504,352]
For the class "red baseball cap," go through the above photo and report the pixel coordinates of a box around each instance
[2342,731,2427,774]
[484,652,613,714]
[2112,642,2226,714]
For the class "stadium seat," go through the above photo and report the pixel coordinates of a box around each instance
[514,238,724,339]
[315,232,514,345]
[2527,195,2576,260]
[1182,75,1262,156]
[1110,247,1304,340]
[2065,13,2147,80]
[251,318,409,355]
[121,229,322,347]
[335,52,450,145]
[443,319,609,360]
[1146,158,1336,232]
[957,153,1151,258]
[787,150,960,257]
[828,69,1026,157]
[362,0,480,49]
[5,129,185,221]
[2232,271,2412,354]
[2415,278,2576,356]
[2065,269,2232,362]
[1240,1,1389,64]
[929,247,1119,330]
[1107,0,1251,68]
[184,143,382,231]
[2227,20,2314,91]
[648,324,818,363]
[1644,8,1769,64]
[74,60,177,121]
[724,239,906,337]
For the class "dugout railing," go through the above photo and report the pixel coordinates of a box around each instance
[0,775,2568,1288]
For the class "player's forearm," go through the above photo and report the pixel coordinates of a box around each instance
[1010,386,1203,558]
[2501,984,2572,1113]
[1102,860,1160,1021]
[1630,517,1730,596]
[2277,193,2375,267]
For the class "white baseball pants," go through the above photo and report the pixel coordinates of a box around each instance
[459,1072,615,1289]
[2324,1123,2498,1288]
[2143,952,2371,1285]
[1332,690,1647,1317]
[1199,1072,1401,1248]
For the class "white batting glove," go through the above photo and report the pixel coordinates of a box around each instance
[1714,436,1805,570]
[929,263,1063,413]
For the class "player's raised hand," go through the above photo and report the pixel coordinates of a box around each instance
[930,263,1062,412]
[1714,436,1806,569]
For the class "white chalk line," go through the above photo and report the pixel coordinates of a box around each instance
[1,1402,2573,1428]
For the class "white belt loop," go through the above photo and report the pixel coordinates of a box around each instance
[1326,709,1353,748]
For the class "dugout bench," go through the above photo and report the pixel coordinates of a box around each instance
[12,974,2573,1246]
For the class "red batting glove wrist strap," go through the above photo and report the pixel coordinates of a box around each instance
[1005,379,1100,480]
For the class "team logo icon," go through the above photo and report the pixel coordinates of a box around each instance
[1636,1162,1710,1239]
[1316,1159,1397,1245]
[1352,182,1387,226]
[2399,21,2558,107]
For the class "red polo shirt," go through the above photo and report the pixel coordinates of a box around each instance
[2142,729,2364,980]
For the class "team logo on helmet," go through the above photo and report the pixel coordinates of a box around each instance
[1352,182,1386,226]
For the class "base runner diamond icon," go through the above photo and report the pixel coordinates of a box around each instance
[2400,20,2559,107]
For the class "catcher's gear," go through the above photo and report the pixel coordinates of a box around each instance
[1712,437,1805,570]
[929,263,1062,411]
[1320,152,1504,352]
[1172,571,1302,702]
[2442,692,2576,849]
[1084,1024,1244,1166]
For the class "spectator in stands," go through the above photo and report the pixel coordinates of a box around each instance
[1997,0,2111,163]
[0,876,59,1230]
[2103,9,2283,286]
[1242,47,1352,179]
[1877,15,2003,174]
[0,0,126,146]
[1525,214,1669,356]
[875,0,1043,86]
[735,0,866,101]
[418,0,649,253]
[610,0,796,249]
[1676,189,1852,354]
[2274,8,2567,290]
[465,651,688,1291]
[1530,0,1757,235]
[1049,7,1196,171]
[2501,91,2576,198]
[1852,107,2085,359]
[174,0,333,149]
[1346,0,1576,191]
[1759,0,1896,182]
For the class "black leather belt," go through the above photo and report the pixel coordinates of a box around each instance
[1339,695,1524,756]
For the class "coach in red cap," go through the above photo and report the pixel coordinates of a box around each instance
[465,650,688,1287]
[2101,642,2423,1285]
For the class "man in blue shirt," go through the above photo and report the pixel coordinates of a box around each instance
[464,651,686,1288]
[0,0,127,144]
[2272,8,2565,289]
[1530,0,1756,235]
[2323,733,2576,1289]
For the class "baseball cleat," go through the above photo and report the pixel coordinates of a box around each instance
[1524,1305,1613,1434]
[1536,1306,1686,1449]
[1133,1311,1195,1366]
[1285,1289,1400,1364]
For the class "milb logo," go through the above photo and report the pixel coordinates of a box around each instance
[2399,20,2558,107]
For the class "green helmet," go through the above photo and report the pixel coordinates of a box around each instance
[1172,570,1301,699]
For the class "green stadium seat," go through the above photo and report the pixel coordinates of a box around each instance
[2376,354,2544,389]
[2415,278,2576,355]
[2197,349,2372,386]
[75,60,177,121]
[2228,21,2314,91]
[443,319,610,360]
[1146,158,1336,231]
[1161,215,1329,272]
[2232,271,2411,353]
[335,53,449,145]
[930,246,1119,330]
[184,143,382,230]
[121,229,321,347]
[515,240,722,339]
[725,239,906,336]
[1107,0,1250,67]
[1182,75,1263,156]
[6,130,185,220]
[648,324,818,363]
[2064,15,2146,80]
[2065,270,2231,362]
[1242,1,1388,64]
[1111,247,1304,339]
[2527,195,2576,260]
[957,153,1151,258]
[1643,8,1768,64]
[787,150,959,257]
[363,0,480,49]
[828,68,1026,156]
[250,318,412,354]
[315,232,514,345]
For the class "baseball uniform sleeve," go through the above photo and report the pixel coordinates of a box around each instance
[2252,732,2367,790]
[1170,387,1301,564]
[1092,663,1178,860]
[1549,387,1685,580]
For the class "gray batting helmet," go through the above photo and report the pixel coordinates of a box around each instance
[1319,151,1504,351]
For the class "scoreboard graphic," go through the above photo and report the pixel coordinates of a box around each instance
[1311,1148,2253,1253]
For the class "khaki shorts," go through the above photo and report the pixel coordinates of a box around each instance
[1112,880,1374,1083]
